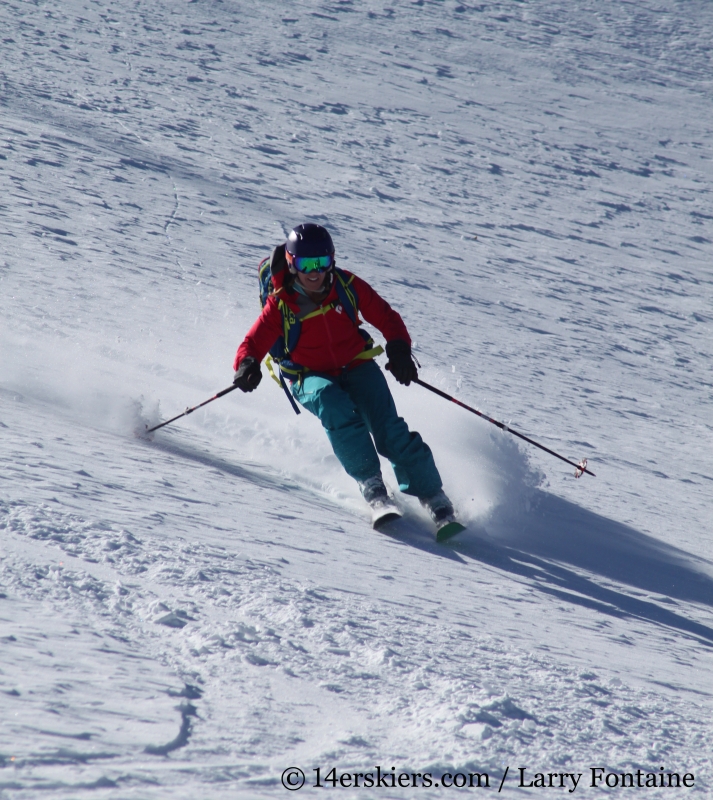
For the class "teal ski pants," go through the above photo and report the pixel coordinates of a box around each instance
[291,359,442,498]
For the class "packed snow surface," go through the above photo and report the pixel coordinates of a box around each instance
[1,0,712,797]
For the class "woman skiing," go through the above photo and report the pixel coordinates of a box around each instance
[232,222,459,536]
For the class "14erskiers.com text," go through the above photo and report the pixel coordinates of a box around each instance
[303,765,696,791]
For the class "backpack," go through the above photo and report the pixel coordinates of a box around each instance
[257,256,382,413]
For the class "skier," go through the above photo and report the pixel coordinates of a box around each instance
[232,222,458,534]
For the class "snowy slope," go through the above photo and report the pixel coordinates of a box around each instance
[1,0,713,797]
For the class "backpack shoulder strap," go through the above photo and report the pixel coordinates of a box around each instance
[277,297,301,354]
[333,268,360,326]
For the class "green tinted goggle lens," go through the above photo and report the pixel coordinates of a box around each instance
[294,254,333,273]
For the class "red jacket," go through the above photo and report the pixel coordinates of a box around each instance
[234,270,410,374]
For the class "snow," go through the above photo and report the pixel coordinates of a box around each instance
[1,0,712,796]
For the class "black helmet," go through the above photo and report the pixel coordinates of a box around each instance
[285,223,335,273]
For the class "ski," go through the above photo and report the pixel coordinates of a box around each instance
[436,520,467,543]
[371,502,403,530]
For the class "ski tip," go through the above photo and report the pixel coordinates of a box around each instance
[436,521,467,543]
[372,511,403,531]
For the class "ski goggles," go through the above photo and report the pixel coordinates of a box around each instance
[287,253,334,273]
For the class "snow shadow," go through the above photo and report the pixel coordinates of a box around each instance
[146,436,348,520]
[147,437,304,494]
[376,514,471,564]
[488,490,713,607]
[458,490,713,645]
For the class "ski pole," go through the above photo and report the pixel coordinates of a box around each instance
[414,378,595,478]
[145,383,239,434]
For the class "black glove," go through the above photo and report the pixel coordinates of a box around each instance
[385,340,418,386]
[233,357,262,392]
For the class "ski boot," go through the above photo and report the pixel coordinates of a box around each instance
[420,490,465,542]
[359,475,402,530]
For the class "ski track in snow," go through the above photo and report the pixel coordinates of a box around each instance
[1,0,713,796]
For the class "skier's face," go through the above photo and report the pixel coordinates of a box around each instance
[295,270,328,292]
